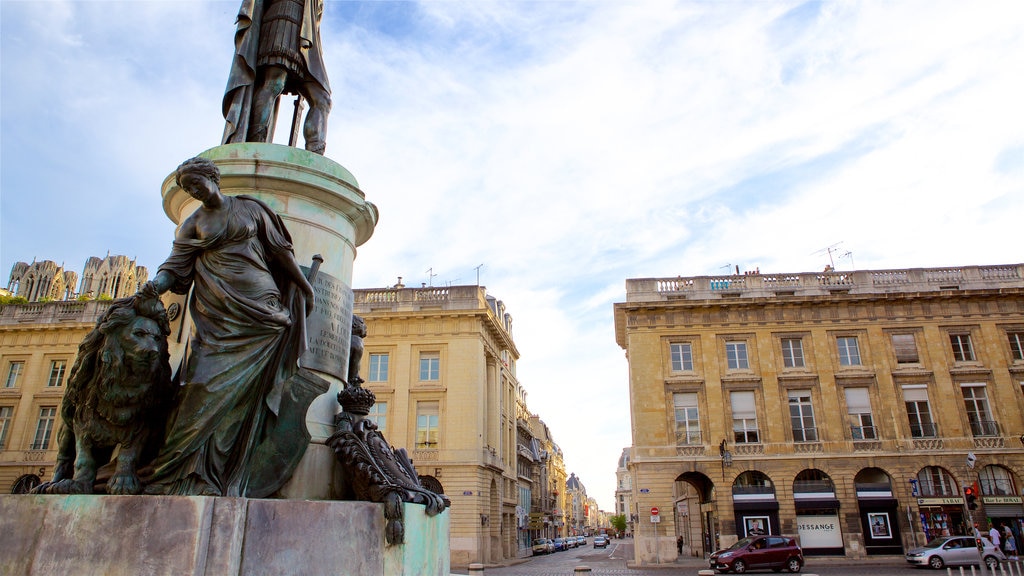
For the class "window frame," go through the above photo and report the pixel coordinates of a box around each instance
[47,359,68,388]
[780,338,804,369]
[0,406,12,448]
[836,336,861,366]
[418,352,440,382]
[4,361,24,388]
[788,390,818,442]
[415,400,440,449]
[903,386,937,438]
[725,341,749,370]
[1007,332,1024,362]
[367,352,389,382]
[669,342,694,372]
[730,390,760,444]
[961,383,997,436]
[844,387,876,440]
[31,406,58,450]
[366,401,387,431]
[672,392,702,445]
[950,333,976,362]
[891,333,920,364]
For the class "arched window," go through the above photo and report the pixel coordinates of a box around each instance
[916,466,958,497]
[10,474,40,494]
[979,465,1016,496]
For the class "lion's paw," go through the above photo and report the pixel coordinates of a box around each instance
[35,479,92,495]
[107,472,142,495]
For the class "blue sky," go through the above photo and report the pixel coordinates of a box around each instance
[3,0,1024,509]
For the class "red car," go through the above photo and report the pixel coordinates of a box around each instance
[709,535,803,573]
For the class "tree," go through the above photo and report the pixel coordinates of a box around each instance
[610,514,627,534]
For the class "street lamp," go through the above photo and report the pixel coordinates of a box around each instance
[719,439,733,468]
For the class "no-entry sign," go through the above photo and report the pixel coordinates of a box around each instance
[651,507,659,516]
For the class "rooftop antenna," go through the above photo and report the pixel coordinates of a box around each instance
[474,263,484,286]
[812,242,843,269]
[719,263,732,274]
[426,267,437,287]
[838,250,855,270]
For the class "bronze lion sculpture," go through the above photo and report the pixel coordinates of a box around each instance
[33,287,174,495]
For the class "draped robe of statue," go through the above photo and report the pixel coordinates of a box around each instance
[221,0,331,145]
[146,195,307,497]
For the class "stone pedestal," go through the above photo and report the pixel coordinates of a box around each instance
[0,494,449,576]
[159,143,378,498]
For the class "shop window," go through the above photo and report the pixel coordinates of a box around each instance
[979,465,1015,496]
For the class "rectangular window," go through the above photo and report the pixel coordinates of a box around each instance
[419,352,440,381]
[726,342,749,370]
[731,391,759,444]
[950,334,975,362]
[961,384,996,436]
[788,390,818,442]
[32,407,57,450]
[367,353,389,382]
[837,337,861,366]
[0,406,12,448]
[673,393,701,445]
[845,387,876,440]
[892,334,919,364]
[415,401,439,448]
[366,401,386,431]
[781,338,804,368]
[4,361,23,388]
[1008,333,1024,361]
[47,360,67,387]
[670,343,693,372]
[903,386,936,438]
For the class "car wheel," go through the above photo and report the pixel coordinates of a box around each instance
[732,559,747,574]
[985,555,1000,571]
[785,557,802,573]
[928,555,944,569]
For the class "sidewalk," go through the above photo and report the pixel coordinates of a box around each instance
[628,554,906,570]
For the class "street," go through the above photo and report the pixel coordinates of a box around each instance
[452,540,1024,576]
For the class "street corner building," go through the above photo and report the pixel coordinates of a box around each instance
[613,264,1024,564]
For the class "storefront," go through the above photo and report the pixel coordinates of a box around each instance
[917,497,967,541]
[857,487,903,554]
[795,496,844,555]
[983,495,1024,553]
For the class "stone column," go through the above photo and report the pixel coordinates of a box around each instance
[160,142,378,499]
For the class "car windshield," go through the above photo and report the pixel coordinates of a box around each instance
[727,537,756,551]
[533,539,546,545]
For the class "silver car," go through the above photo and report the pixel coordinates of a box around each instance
[905,535,1005,570]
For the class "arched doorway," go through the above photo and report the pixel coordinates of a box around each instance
[674,471,716,558]
[915,466,967,542]
[854,467,903,555]
[732,471,778,540]
[793,469,843,555]
[979,464,1022,550]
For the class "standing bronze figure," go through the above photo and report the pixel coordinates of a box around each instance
[222,0,332,154]
[143,157,315,497]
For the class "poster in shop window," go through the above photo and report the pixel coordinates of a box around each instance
[744,516,769,536]
[868,512,891,539]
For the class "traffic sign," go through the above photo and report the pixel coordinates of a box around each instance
[651,506,660,516]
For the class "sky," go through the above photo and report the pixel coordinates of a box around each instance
[2,0,1024,510]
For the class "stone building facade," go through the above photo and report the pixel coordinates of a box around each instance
[354,283,565,567]
[614,264,1024,564]
[0,300,111,492]
[615,448,634,535]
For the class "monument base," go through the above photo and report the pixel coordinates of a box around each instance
[0,494,449,576]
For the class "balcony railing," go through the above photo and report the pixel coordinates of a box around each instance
[851,426,877,440]
[910,422,939,438]
[969,420,1000,437]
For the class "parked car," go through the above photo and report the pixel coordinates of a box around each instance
[552,537,567,551]
[709,535,803,574]
[905,535,1005,570]
[576,536,586,547]
[564,536,576,549]
[531,538,554,555]
[593,535,609,549]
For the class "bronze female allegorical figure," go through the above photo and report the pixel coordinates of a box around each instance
[222,0,332,154]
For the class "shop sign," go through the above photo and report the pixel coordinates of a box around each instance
[796,514,842,548]
[982,496,1023,504]
[917,497,964,506]
[677,501,689,516]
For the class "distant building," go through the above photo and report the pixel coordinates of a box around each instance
[6,255,147,301]
[615,264,1024,564]
[353,283,567,566]
[615,448,634,535]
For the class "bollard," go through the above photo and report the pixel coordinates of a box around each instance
[467,562,485,575]
[574,567,591,574]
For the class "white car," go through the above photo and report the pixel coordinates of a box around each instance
[905,535,1005,570]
